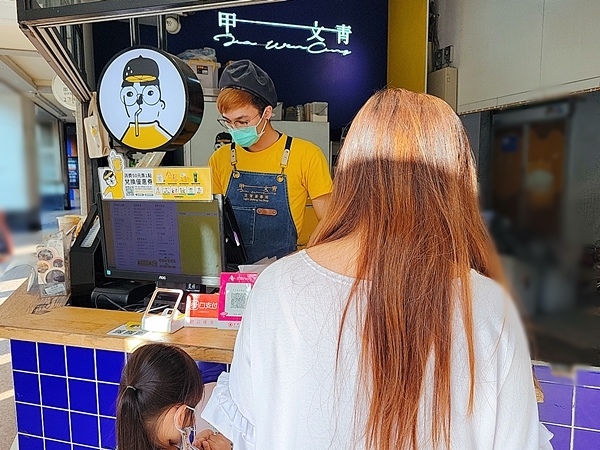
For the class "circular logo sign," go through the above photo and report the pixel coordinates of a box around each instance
[97,46,203,151]
[51,76,77,111]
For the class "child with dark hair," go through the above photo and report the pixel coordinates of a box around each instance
[117,343,231,450]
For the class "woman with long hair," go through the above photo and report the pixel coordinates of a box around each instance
[202,88,553,449]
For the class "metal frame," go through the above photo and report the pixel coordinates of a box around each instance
[21,25,91,102]
[16,0,284,102]
[17,0,283,27]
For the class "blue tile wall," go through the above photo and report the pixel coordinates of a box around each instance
[13,371,40,404]
[11,340,38,372]
[42,407,71,442]
[573,428,600,448]
[538,382,573,425]
[18,434,43,450]
[67,346,96,380]
[40,375,69,409]
[98,382,118,417]
[198,362,228,384]
[545,424,571,450]
[45,440,72,450]
[11,340,122,450]
[11,342,253,449]
[38,343,66,376]
[19,339,600,450]
[535,363,600,450]
[69,379,98,414]
[71,412,100,447]
[100,417,117,449]
[16,403,42,436]
[96,349,125,384]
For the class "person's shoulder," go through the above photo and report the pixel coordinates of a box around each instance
[468,270,523,337]
[209,144,233,164]
[246,253,310,312]
[253,251,309,285]
[287,135,322,155]
[470,270,510,312]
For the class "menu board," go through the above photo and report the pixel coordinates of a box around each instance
[110,201,182,274]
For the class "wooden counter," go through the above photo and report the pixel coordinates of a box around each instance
[0,281,237,363]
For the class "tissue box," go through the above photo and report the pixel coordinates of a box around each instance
[37,232,71,297]
[184,60,221,90]
[304,102,328,122]
[185,293,219,327]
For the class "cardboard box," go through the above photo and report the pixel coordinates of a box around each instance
[272,102,284,121]
[184,60,221,90]
[304,102,328,122]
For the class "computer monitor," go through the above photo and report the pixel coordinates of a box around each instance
[99,195,229,288]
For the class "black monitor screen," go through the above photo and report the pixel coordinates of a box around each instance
[99,197,224,286]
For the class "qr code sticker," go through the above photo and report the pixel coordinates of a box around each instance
[225,282,252,316]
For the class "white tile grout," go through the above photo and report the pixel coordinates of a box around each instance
[12,369,119,385]
[570,386,577,450]
[35,343,45,444]
[15,400,116,419]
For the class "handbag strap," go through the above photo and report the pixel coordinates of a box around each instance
[88,92,98,117]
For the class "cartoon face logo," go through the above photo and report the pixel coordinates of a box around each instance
[98,46,203,152]
[103,169,117,187]
[119,56,172,149]
[214,131,232,151]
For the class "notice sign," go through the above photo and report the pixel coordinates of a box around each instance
[97,46,204,151]
[98,150,212,201]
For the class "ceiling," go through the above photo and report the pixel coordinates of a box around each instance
[0,0,75,121]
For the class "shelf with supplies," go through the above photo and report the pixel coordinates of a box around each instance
[184,100,332,171]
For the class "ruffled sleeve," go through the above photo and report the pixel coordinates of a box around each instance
[538,422,554,450]
[201,372,256,450]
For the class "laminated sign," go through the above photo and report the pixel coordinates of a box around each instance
[97,46,204,151]
[98,150,212,201]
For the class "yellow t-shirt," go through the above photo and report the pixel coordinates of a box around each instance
[209,134,333,237]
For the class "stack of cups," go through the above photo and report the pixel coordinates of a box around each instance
[57,215,83,237]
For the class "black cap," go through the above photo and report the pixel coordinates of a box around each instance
[219,60,277,107]
[122,56,159,87]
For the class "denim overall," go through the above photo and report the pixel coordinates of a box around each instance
[225,136,298,263]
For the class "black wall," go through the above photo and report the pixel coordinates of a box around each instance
[93,0,388,136]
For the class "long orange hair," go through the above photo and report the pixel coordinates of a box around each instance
[309,88,506,450]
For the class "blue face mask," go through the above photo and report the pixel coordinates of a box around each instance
[230,112,267,148]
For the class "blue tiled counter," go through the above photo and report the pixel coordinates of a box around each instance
[11,341,123,449]
[0,284,236,450]
[534,363,600,450]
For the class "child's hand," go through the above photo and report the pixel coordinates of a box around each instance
[194,429,232,450]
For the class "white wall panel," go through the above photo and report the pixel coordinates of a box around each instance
[439,0,544,109]
[437,0,600,112]
[541,0,600,88]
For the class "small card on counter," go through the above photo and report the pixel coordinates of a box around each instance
[107,321,149,337]
[185,293,219,327]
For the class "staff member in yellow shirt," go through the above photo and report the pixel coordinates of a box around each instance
[209,60,333,264]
